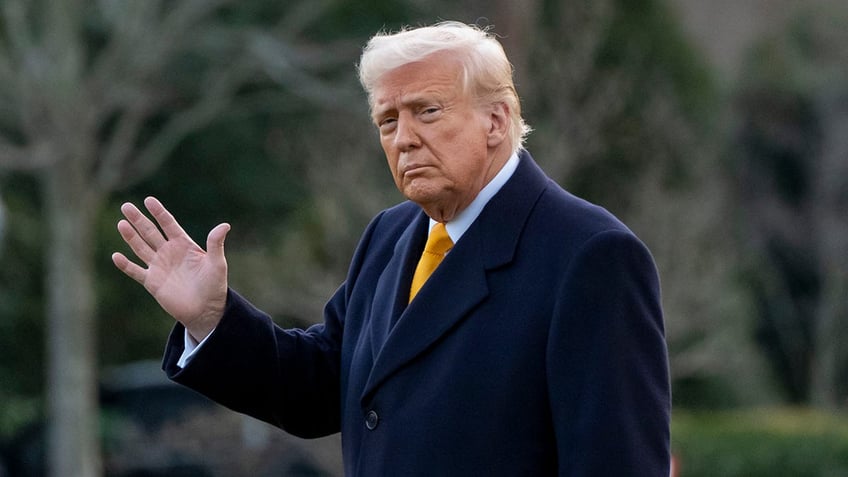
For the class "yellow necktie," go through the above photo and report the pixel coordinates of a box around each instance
[409,223,454,302]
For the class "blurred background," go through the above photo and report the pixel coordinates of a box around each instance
[1,0,847,476]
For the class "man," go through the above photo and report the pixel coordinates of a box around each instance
[113,21,670,476]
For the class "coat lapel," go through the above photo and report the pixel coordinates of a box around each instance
[368,213,429,359]
[360,152,549,404]
[361,226,488,404]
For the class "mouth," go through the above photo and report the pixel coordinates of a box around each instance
[402,163,432,178]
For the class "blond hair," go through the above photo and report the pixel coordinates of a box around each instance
[358,21,531,152]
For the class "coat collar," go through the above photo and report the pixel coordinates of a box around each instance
[361,151,549,404]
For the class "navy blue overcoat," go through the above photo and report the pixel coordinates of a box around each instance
[164,151,671,476]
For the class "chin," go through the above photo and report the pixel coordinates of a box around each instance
[402,182,435,202]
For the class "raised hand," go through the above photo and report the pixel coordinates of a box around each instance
[111,197,231,341]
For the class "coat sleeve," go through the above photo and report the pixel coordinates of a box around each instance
[547,229,670,476]
[162,287,345,438]
[160,211,389,439]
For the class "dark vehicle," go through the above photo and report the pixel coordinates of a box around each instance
[2,361,341,477]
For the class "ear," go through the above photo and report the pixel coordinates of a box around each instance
[486,102,510,148]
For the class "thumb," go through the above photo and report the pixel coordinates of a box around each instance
[206,223,231,263]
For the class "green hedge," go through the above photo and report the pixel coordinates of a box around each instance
[672,408,848,477]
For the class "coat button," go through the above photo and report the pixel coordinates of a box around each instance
[365,410,379,430]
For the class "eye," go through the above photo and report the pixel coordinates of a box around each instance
[419,106,441,121]
[378,117,397,133]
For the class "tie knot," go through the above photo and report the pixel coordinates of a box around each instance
[425,223,453,256]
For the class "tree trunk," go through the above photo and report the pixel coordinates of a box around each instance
[811,272,848,408]
[43,160,102,477]
[809,98,848,408]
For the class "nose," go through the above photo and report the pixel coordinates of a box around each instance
[394,114,420,152]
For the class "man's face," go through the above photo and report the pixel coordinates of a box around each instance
[371,53,505,222]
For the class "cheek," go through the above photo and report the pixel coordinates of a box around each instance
[380,138,396,166]
[381,146,403,185]
[447,140,489,179]
[455,160,486,189]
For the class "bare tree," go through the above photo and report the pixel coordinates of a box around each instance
[0,0,356,474]
[807,17,848,404]
[733,5,848,407]
[811,93,848,407]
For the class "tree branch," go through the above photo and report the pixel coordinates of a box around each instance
[0,136,55,172]
[246,31,361,110]
[109,62,247,189]
[95,103,155,192]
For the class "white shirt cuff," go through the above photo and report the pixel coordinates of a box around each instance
[176,328,214,368]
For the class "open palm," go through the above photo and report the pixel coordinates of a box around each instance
[112,197,230,341]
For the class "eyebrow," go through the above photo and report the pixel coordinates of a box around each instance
[372,92,445,123]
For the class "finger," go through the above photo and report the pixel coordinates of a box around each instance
[206,223,231,266]
[144,196,191,243]
[111,252,148,284]
[117,219,156,264]
[121,201,167,251]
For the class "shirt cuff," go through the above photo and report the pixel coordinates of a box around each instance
[176,328,214,368]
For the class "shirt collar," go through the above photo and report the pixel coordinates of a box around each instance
[428,151,520,243]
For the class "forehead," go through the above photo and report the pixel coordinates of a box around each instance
[371,54,465,112]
